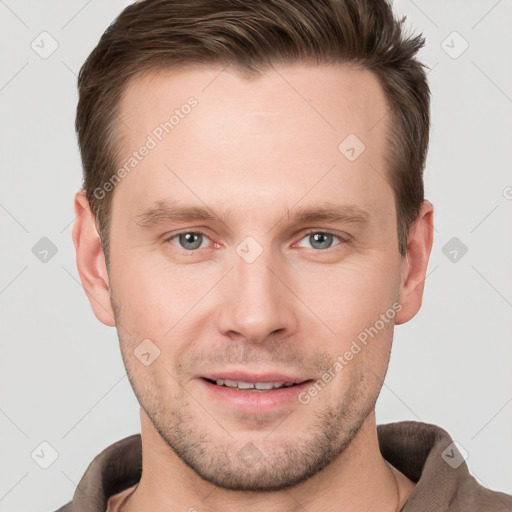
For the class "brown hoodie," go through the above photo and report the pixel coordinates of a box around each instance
[55,421,512,511]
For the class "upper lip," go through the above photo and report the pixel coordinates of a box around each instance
[201,371,311,385]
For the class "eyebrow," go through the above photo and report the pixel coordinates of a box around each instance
[135,201,226,228]
[135,200,371,229]
[289,203,370,226]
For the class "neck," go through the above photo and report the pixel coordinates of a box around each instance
[123,410,415,512]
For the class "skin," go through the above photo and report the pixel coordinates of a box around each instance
[73,64,434,512]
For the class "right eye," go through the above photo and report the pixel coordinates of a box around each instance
[166,232,211,251]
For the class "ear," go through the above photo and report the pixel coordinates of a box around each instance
[395,200,434,325]
[72,190,116,327]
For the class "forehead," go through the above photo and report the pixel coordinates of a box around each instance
[120,63,388,145]
[113,64,392,221]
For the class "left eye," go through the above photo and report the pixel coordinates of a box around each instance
[296,232,342,250]
[169,232,210,251]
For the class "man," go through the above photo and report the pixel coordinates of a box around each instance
[57,0,512,510]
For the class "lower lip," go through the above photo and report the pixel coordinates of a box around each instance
[199,378,312,413]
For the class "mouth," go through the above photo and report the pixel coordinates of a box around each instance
[198,373,314,413]
[202,377,310,391]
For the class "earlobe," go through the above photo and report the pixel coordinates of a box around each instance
[395,200,434,325]
[72,190,116,327]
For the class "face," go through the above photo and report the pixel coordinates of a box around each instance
[101,64,409,490]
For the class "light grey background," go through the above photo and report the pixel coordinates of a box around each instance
[1,0,511,510]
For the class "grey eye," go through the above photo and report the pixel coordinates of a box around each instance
[174,232,206,250]
[297,232,341,250]
[308,232,334,250]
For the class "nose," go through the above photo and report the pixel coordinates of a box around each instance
[215,247,298,344]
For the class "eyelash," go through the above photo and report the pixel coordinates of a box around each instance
[164,229,348,252]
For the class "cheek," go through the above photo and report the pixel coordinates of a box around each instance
[110,251,207,335]
[294,255,401,347]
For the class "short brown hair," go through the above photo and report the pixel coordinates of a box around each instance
[76,0,430,262]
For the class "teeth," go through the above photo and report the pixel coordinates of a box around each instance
[237,381,255,390]
[214,379,294,390]
[254,382,274,390]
